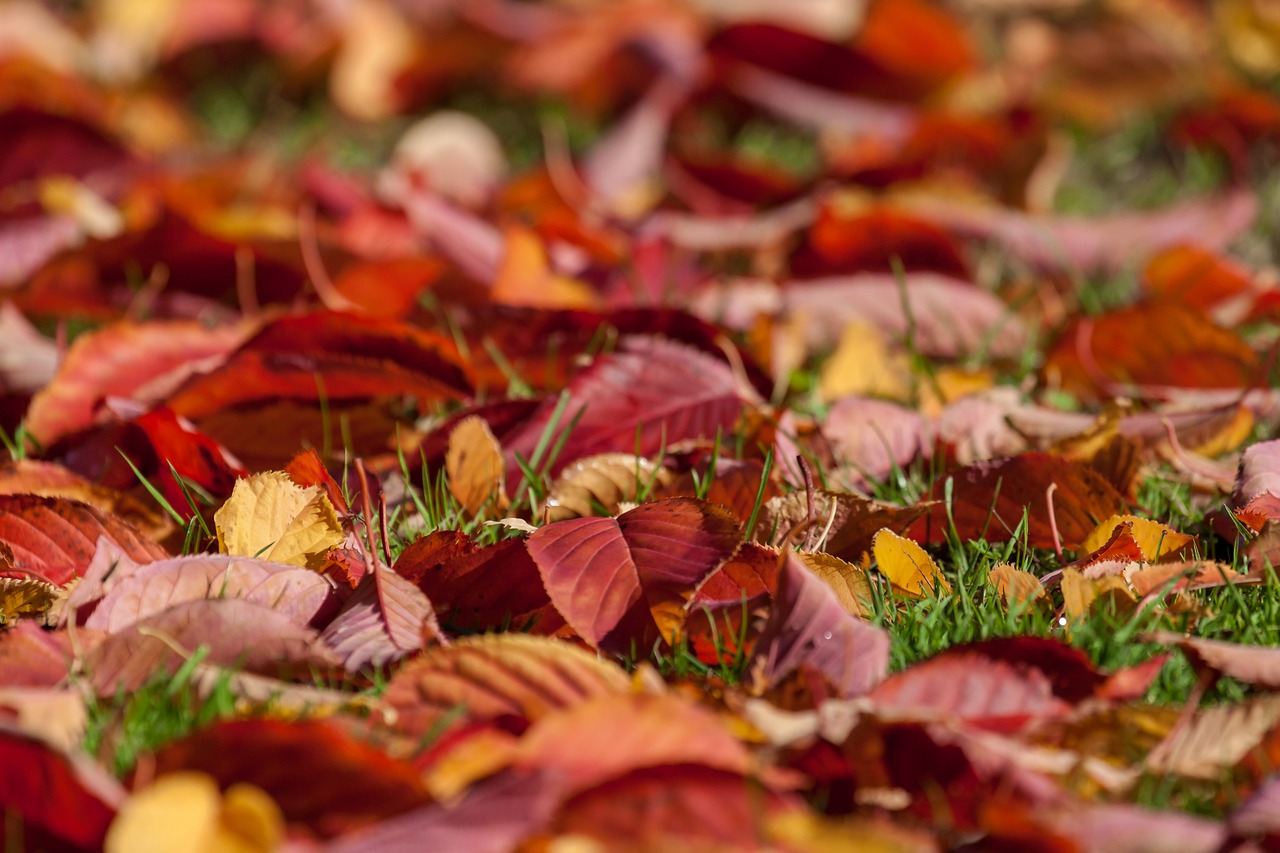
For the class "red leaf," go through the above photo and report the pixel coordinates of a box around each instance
[516,693,753,796]
[149,718,431,838]
[783,273,1029,359]
[163,311,472,468]
[749,551,890,698]
[0,723,124,850]
[25,319,249,447]
[502,337,747,482]
[0,622,73,687]
[383,633,629,739]
[0,494,167,586]
[525,497,740,648]
[396,535,550,632]
[1043,302,1258,403]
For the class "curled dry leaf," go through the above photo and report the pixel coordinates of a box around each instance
[755,489,930,562]
[988,563,1047,607]
[749,551,890,698]
[542,453,674,523]
[0,577,57,625]
[214,471,344,570]
[1146,694,1280,779]
[445,415,508,519]
[793,551,873,618]
[382,633,631,739]
[872,528,950,597]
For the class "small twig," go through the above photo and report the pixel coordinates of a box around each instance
[798,454,816,531]
[298,202,357,312]
[1045,482,1063,560]
[378,489,393,567]
[353,457,379,581]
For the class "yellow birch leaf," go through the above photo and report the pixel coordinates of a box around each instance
[795,551,873,617]
[871,528,950,596]
[1081,515,1193,562]
[214,472,344,570]
[818,320,912,403]
[987,563,1046,608]
[1061,568,1134,622]
[446,416,508,519]
[106,772,283,853]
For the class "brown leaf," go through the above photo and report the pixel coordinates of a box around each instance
[382,633,630,739]
[543,453,673,523]
[446,415,508,519]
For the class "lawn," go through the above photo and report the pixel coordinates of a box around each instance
[4,1,1280,850]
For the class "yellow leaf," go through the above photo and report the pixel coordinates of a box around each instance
[795,551,873,617]
[871,528,950,596]
[1081,515,1193,562]
[0,577,57,625]
[1061,568,1134,622]
[446,416,508,519]
[214,472,344,570]
[818,320,912,403]
[106,772,283,853]
[987,563,1045,608]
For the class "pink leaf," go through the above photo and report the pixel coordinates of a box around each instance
[823,396,931,489]
[78,554,338,633]
[749,551,890,697]
[85,598,338,694]
[783,273,1028,359]
[321,566,437,672]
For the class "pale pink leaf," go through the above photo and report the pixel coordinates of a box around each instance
[321,567,436,672]
[749,551,890,697]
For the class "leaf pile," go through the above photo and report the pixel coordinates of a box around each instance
[6,0,1280,850]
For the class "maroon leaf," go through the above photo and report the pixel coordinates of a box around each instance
[503,336,747,482]
[397,534,549,632]
[910,453,1129,550]
[749,551,890,698]
[525,497,740,649]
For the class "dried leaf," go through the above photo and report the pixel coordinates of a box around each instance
[872,528,950,596]
[214,472,344,570]
[794,551,873,618]
[105,772,283,853]
[446,415,508,519]
[988,564,1047,607]
[382,633,630,739]
[543,453,673,523]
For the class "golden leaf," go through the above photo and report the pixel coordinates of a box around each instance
[214,472,344,570]
[446,416,508,519]
[871,528,950,596]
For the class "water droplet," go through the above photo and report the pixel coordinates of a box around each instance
[1058,616,1067,627]
[823,631,833,640]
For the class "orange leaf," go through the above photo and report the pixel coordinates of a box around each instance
[872,528,950,597]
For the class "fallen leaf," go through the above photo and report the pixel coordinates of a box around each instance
[872,528,950,596]
[525,497,740,648]
[446,415,508,519]
[988,563,1047,607]
[105,772,283,853]
[214,471,344,570]
[749,551,890,698]
[542,453,673,523]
